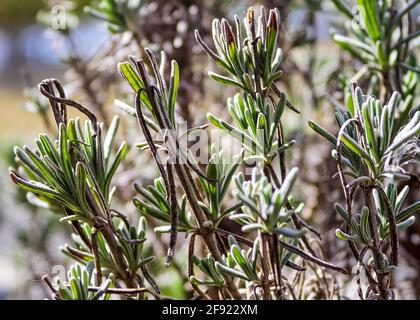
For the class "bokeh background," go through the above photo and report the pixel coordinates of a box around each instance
[0,0,418,299]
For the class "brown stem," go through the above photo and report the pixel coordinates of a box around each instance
[140,265,160,294]
[42,275,59,299]
[86,286,160,297]
[277,124,287,183]
[259,232,271,300]
[251,38,262,96]
[278,238,348,274]
[91,229,103,286]
[272,233,283,299]
[85,194,133,287]
[173,163,242,300]
[217,227,305,272]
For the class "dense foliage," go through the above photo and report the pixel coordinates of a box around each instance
[4,0,420,300]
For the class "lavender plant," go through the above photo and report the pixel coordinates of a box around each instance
[9,79,159,298]
[113,6,347,300]
[309,85,419,299]
[193,7,347,299]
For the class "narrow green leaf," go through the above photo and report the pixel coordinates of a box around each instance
[362,102,379,161]
[118,62,152,110]
[269,92,286,146]
[380,105,391,154]
[103,116,120,166]
[308,120,337,146]
[9,171,78,211]
[340,132,376,174]
[219,151,242,200]
[104,142,128,196]
[334,203,350,222]
[168,60,179,126]
[118,62,143,92]
[279,167,299,206]
[396,216,416,230]
[133,197,169,222]
[385,112,420,154]
[331,0,354,19]
[215,262,249,281]
[59,124,76,188]
[395,186,409,215]
[208,71,245,89]
[14,146,44,180]
[360,206,372,245]
[358,0,380,41]
[346,176,371,188]
[396,201,420,223]
[375,40,386,68]
[335,228,360,242]
[388,0,420,31]
[274,227,305,238]
[241,223,264,232]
